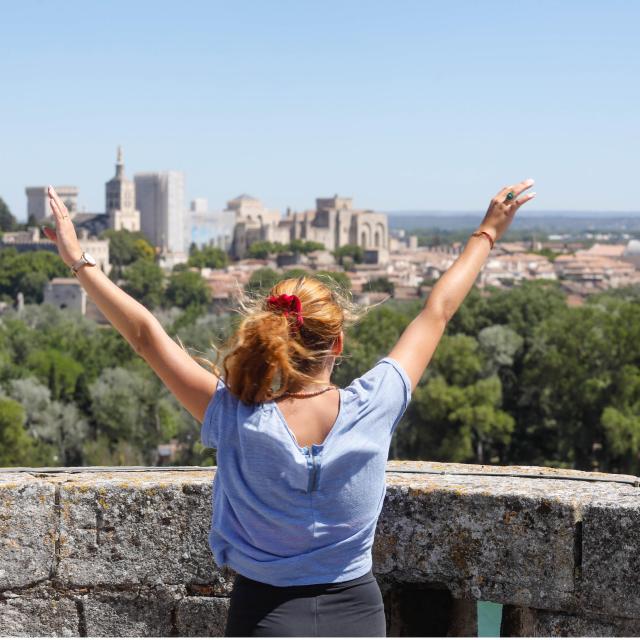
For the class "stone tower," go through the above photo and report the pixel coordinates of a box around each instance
[106,147,141,232]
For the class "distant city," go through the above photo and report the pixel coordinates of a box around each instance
[1,147,639,322]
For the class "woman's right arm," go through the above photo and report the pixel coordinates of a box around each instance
[44,187,219,423]
[388,179,536,390]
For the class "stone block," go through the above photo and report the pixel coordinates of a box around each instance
[532,610,640,636]
[82,585,182,637]
[0,474,56,590]
[0,586,78,636]
[375,474,578,611]
[56,471,221,587]
[502,605,640,637]
[175,596,230,636]
[581,491,640,618]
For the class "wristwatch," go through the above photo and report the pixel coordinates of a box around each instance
[70,251,97,277]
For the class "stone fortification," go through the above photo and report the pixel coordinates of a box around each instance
[0,460,638,636]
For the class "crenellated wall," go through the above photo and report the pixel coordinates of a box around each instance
[0,461,638,637]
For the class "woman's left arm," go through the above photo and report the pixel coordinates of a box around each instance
[44,187,218,423]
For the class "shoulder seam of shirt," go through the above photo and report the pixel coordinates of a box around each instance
[201,378,227,448]
[376,356,413,409]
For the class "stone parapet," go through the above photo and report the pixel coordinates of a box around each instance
[0,461,638,636]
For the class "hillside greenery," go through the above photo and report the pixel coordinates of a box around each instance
[0,278,635,473]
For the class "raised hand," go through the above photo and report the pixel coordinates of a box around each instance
[41,186,83,267]
[478,179,536,243]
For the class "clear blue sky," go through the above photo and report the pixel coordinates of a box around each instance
[1,0,639,220]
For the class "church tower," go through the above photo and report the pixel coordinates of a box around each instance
[106,146,141,232]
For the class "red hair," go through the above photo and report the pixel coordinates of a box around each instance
[218,275,358,404]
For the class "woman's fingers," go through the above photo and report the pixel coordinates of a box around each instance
[48,186,70,222]
[495,178,535,203]
[48,188,63,221]
[513,178,535,198]
[512,191,536,208]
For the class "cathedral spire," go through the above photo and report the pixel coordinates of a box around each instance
[116,146,124,178]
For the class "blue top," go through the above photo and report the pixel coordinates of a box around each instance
[200,356,412,586]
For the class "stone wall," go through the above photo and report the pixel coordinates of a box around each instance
[0,461,638,637]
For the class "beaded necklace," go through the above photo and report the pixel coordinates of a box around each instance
[281,385,338,399]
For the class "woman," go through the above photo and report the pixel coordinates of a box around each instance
[43,179,535,637]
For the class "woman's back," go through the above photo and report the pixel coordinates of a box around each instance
[201,356,412,587]
[274,387,341,449]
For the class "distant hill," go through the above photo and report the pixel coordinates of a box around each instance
[387,211,640,233]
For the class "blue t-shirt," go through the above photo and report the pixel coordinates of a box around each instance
[200,356,412,586]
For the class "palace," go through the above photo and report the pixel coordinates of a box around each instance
[230,194,389,260]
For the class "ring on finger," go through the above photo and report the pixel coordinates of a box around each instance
[504,191,516,203]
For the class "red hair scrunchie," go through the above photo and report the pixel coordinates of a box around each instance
[266,293,304,329]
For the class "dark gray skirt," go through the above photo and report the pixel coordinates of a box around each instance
[224,568,386,637]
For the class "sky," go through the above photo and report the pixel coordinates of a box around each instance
[1,0,639,221]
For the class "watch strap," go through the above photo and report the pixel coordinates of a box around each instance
[70,253,87,273]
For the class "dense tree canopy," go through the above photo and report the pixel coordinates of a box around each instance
[99,229,155,270]
[188,244,229,269]
[121,259,165,309]
[164,269,211,309]
[247,240,326,259]
[333,244,364,266]
[0,277,637,474]
[0,248,69,304]
[246,268,351,295]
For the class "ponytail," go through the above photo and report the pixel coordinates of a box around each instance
[221,275,358,404]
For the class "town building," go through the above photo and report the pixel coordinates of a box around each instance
[230,195,389,262]
[25,186,78,223]
[479,253,557,287]
[188,198,235,251]
[42,277,108,323]
[105,147,141,232]
[553,253,638,289]
[0,227,111,275]
[134,170,187,264]
[43,277,87,314]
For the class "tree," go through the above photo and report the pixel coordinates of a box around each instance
[398,334,514,464]
[4,377,88,466]
[281,268,310,280]
[334,244,364,266]
[516,299,640,471]
[89,364,190,465]
[26,348,84,402]
[133,238,156,261]
[164,270,211,309]
[600,364,640,475]
[483,279,567,343]
[0,197,17,231]
[89,367,151,444]
[365,277,394,295]
[0,396,53,466]
[246,268,280,294]
[188,245,228,269]
[122,259,165,309]
[0,248,69,303]
[82,433,146,466]
[477,324,524,376]
[99,229,155,267]
[247,241,286,259]
[315,270,352,291]
[288,239,325,254]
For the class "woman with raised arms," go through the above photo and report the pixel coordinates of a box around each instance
[43,178,535,637]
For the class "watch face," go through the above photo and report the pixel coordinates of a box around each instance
[84,252,97,266]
